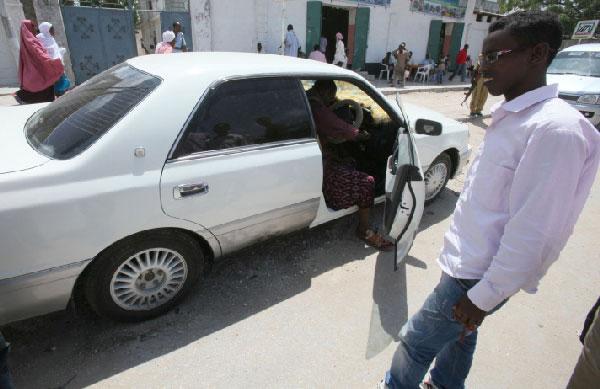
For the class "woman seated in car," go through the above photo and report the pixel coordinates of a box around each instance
[307,80,393,251]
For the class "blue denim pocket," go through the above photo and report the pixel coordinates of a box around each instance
[434,274,470,322]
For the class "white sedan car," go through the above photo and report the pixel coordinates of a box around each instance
[0,53,469,324]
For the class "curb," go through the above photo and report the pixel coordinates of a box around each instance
[378,84,470,96]
[455,114,492,122]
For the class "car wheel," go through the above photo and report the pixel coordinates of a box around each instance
[424,153,452,204]
[84,230,204,322]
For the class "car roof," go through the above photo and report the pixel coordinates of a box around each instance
[126,52,361,81]
[561,43,600,52]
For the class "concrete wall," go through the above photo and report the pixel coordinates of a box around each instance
[0,0,24,86]
[187,0,485,67]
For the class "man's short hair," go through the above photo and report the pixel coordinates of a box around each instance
[287,24,293,31]
[488,11,563,65]
[314,79,337,94]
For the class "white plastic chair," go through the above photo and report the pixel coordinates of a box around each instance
[414,64,433,83]
[379,65,390,80]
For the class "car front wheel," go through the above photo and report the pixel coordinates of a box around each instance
[84,230,204,322]
[424,153,452,204]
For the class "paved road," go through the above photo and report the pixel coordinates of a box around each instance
[3,91,598,388]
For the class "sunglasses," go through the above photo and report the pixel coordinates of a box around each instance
[478,48,525,65]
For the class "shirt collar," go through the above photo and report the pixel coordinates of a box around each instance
[491,84,559,116]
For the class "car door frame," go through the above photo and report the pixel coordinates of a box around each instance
[300,76,420,227]
[160,75,324,257]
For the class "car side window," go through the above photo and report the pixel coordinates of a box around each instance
[173,78,313,158]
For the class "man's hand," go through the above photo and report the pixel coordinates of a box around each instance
[452,294,486,331]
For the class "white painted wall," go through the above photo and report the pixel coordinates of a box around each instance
[0,0,23,87]
[187,0,494,67]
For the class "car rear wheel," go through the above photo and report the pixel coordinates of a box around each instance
[424,153,452,204]
[84,230,204,322]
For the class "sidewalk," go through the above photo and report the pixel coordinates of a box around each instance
[370,77,471,96]
[0,88,18,107]
[0,79,470,107]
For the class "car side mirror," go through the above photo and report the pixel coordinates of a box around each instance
[414,119,442,136]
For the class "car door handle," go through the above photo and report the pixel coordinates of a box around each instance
[173,182,209,199]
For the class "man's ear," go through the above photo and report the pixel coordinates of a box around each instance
[529,42,550,66]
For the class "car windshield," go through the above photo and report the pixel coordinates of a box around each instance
[25,64,161,159]
[547,50,600,77]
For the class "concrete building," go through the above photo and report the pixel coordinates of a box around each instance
[0,0,501,87]
[188,0,501,70]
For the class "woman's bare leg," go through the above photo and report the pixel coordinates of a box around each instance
[358,207,370,235]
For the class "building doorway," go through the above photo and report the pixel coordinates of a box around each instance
[305,1,369,70]
[426,20,464,69]
[321,5,349,64]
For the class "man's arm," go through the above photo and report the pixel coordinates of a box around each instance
[467,125,588,312]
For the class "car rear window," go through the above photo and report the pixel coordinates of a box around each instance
[25,64,161,160]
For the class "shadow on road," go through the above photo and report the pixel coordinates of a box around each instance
[3,209,384,388]
[4,188,461,388]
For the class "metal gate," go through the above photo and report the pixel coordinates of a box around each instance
[61,0,193,84]
[61,1,137,84]
[137,0,192,54]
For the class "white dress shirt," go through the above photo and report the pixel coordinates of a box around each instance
[438,84,600,311]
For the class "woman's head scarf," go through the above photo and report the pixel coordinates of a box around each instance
[162,30,176,43]
[36,22,62,60]
[18,20,64,92]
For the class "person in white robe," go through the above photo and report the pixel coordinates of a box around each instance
[284,24,300,57]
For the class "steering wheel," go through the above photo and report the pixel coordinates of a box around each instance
[330,99,364,129]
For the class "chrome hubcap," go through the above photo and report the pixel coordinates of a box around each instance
[110,248,188,311]
[424,162,448,200]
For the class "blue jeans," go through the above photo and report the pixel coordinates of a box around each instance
[0,332,13,389]
[384,273,505,389]
[449,64,467,82]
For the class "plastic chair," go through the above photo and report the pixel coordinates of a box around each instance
[414,64,433,83]
[379,65,390,80]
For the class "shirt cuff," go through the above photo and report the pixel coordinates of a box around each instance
[467,279,505,312]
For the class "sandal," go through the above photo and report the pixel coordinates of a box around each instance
[356,228,395,251]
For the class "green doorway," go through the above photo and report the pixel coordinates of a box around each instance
[321,6,349,64]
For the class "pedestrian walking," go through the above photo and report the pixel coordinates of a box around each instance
[567,296,600,388]
[449,44,469,82]
[15,20,64,104]
[391,44,408,87]
[36,21,70,96]
[155,30,176,54]
[462,63,488,117]
[434,59,445,84]
[379,11,600,389]
[284,24,300,57]
[172,22,187,53]
[333,32,347,68]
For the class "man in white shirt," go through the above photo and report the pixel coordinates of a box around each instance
[380,11,600,389]
[284,24,300,57]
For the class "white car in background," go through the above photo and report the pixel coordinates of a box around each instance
[0,53,469,325]
[548,43,600,128]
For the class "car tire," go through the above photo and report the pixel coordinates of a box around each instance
[424,153,452,205]
[84,230,205,322]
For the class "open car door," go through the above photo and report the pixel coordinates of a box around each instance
[383,129,425,269]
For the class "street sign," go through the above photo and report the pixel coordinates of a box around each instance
[572,20,599,40]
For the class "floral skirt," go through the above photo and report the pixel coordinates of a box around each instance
[323,160,375,210]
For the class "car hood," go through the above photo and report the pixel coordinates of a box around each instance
[0,104,50,174]
[547,75,600,94]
